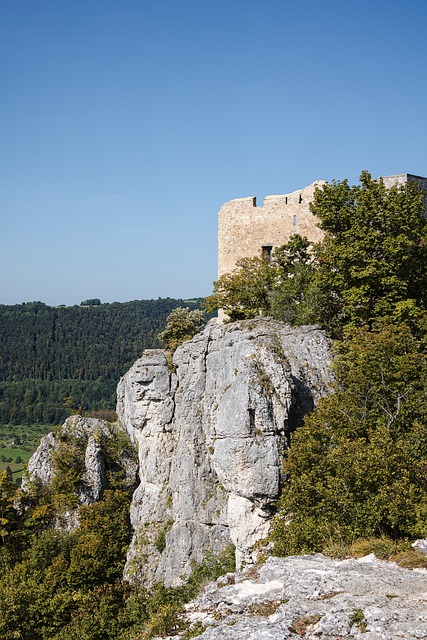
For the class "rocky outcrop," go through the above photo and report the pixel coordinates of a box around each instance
[116,318,332,586]
[26,415,138,517]
[172,554,427,640]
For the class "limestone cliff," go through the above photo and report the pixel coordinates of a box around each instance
[116,318,332,586]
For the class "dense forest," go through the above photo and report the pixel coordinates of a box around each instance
[0,298,203,425]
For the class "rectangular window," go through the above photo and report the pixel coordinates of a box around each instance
[261,245,273,262]
[293,215,297,225]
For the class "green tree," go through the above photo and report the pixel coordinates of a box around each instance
[0,470,21,546]
[270,323,427,555]
[80,299,102,306]
[205,255,274,321]
[311,172,427,335]
[157,307,206,353]
[268,234,321,325]
[205,235,319,324]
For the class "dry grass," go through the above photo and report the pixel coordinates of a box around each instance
[248,600,285,617]
[289,614,321,635]
[324,536,427,570]
[389,550,427,570]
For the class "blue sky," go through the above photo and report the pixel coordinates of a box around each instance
[1,0,427,306]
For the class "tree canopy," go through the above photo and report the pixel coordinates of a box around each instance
[207,172,427,337]
[312,171,427,335]
[157,307,206,354]
[0,298,204,425]
[204,234,319,324]
[271,323,427,554]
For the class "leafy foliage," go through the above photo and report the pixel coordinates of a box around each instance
[0,412,235,640]
[205,234,318,323]
[157,307,206,354]
[270,323,427,554]
[268,234,321,325]
[311,172,427,335]
[0,484,234,640]
[0,490,132,640]
[205,255,274,320]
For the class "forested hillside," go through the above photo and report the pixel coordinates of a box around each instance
[0,298,203,425]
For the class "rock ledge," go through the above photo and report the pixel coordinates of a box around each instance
[165,554,427,639]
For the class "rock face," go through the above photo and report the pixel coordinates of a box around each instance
[26,415,138,517]
[116,318,332,586]
[175,554,427,640]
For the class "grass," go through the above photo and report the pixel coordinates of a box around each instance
[0,423,52,449]
[324,536,427,571]
[0,423,53,480]
[0,448,33,481]
[0,446,33,459]
[248,600,284,617]
[349,608,367,633]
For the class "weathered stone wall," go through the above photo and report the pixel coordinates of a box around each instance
[381,172,427,191]
[382,173,427,211]
[218,173,427,281]
[218,181,325,278]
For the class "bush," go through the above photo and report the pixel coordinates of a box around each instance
[158,308,206,354]
[270,324,427,555]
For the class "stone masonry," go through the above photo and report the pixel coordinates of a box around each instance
[218,181,325,279]
[218,173,427,280]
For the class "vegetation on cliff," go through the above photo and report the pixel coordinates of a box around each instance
[0,422,235,640]
[157,306,206,354]
[271,323,427,553]
[207,172,427,553]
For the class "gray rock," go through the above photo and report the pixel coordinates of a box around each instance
[26,430,56,485]
[412,539,427,556]
[117,318,332,585]
[79,434,106,504]
[25,415,138,520]
[179,554,427,640]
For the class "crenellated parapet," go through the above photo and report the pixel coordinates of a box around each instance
[218,180,325,278]
[218,174,427,282]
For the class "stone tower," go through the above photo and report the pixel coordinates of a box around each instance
[218,173,427,281]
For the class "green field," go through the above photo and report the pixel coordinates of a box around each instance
[0,423,52,481]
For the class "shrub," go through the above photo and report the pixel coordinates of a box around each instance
[270,324,427,555]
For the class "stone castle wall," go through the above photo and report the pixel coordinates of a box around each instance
[218,173,427,279]
[218,180,325,278]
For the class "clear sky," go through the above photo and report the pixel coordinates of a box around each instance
[1,0,426,306]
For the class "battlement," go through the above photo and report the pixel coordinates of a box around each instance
[380,173,427,191]
[218,181,325,278]
[218,175,427,282]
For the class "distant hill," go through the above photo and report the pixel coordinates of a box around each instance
[0,298,204,425]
